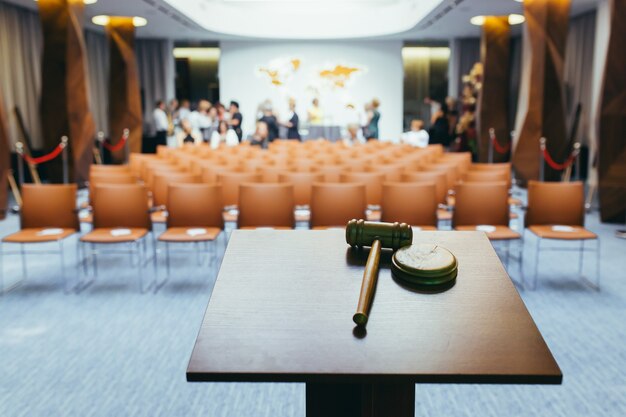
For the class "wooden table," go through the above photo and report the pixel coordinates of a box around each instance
[187,230,562,417]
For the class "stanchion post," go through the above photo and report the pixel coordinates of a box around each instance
[123,128,130,164]
[15,142,25,187]
[539,137,547,182]
[97,131,105,164]
[61,136,69,184]
[488,128,495,164]
[573,142,581,181]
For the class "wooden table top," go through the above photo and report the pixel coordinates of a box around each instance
[187,230,562,384]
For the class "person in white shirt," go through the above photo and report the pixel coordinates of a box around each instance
[152,100,169,149]
[177,99,191,124]
[401,119,430,148]
[176,119,202,147]
[210,120,239,149]
[188,100,212,141]
[342,123,366,147]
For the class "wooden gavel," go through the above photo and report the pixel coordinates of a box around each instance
[346,219,413,327]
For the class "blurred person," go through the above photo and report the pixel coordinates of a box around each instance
[176,119,202,146]
[401,119,429,148]
[343,123,366,147]
[153,100,168,148]
[366,98,381,140]
[280,97,300,140]
[228,101,243,142]
[429,102,452,147]
[177,99,191,123]
[307,98,323,125]
[250,121,269,148]
[210,120,239,149]
[259,102,279,142]
[189,100,212,141]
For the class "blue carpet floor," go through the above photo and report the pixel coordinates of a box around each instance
[0,200,625,416]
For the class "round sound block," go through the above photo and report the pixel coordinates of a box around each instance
[392,244,458,286]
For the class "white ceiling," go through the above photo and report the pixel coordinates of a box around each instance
[3,0,601,41]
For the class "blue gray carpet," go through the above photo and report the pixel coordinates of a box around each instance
[0,202,625,416]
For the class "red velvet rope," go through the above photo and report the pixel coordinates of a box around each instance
[103,134,128,152]
[490,134,511,154]
[22,143,64,165]
[542,147,577,171]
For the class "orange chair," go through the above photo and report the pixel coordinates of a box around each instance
[341,172,385,207]
[453,182,520,240]
[310,183,367,229]
[217,172,262,207]
[80,184,154,292]
[260,166,289,183]
[367,164,405,181]
[152,172,201,208]
[462,170,510,185]
[314,165,344,182]
[380,182,437,230]
[421,163,459,191]
[238,183,295,229]
[525,181,599,290]
[158,184,224,279]
[1,184,79,293]
[279,172,324,207]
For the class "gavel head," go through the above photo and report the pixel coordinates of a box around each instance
[346,219,413,250]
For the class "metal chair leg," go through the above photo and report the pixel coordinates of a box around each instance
[531,237,540,290]
[92,243,99,278]
[20,244,27,281]
[578,240,585,280]
[595,239,601,290]
[165,241,171,277]
[0,242,4,296]
[59,240,68,294]
[137,240,145,293]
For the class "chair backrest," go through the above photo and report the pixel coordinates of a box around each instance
[217,172,262,206]
[402,171,448,204]
[381,182,437,227]
[463,170,510,185]
[92,184,151,230]
[421,163,458,190]
[526,181,585,226]
[238,183,295,228]
[278,172,325,206]
[471,162,512,171]
[89,165,131,175]
[153,172,201,207]
[260,166,289,183]
[341,172,385,206]
[20,184,79,230]
[167,183,224,229]
[314,165,343,182]
[310,183,367,228]
[89,172,136,203]
[453,182,509,227]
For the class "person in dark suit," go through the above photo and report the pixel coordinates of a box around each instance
[259,102,279,142]
[228,101,243,142]
[281,97,301,140]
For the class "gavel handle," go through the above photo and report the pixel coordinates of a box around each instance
[353,239,382,326]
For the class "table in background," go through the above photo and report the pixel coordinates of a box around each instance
[187,230,561,417]
[303,125,342,141]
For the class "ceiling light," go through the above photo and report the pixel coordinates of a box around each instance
[508,14,525,24]
[91,15,110,26]
[91,15,148,27]
[35,0,97,3]
[132,17,148,27]
[470,15,486,26]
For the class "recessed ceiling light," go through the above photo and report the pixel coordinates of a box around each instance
[34,0,97,3]
[91,15,110,26]
[470,15,486,26]
[508,14,525,24]
[91,15,148,27]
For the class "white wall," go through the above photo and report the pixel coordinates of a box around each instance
[219,40,404,141]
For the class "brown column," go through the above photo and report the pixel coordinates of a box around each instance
[512,0,571,182]
[598,0,626,223]
[0,93,10,219]
[477,16,511,163]
[107,17,142,161]
[39,0,95,184]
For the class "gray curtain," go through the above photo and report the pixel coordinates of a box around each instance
[85,30,109,137]
[564,11,596,146]
[447,38,481,100]
[0,2,43,149]
[136,39,175,136]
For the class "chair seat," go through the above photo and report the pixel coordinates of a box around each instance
[3,228,76,243]
[151,210,168,223]
[158,227,221,242]
[455,225,521,240]
[412,226,438,231]
[79,212,93,224]
[223,211,237,223]
[366,210,381,222]
[238,226,294,230]
[80,228,148,243]
[528,225,597,240]
[295,212,311,222]
[508,197,523,207]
